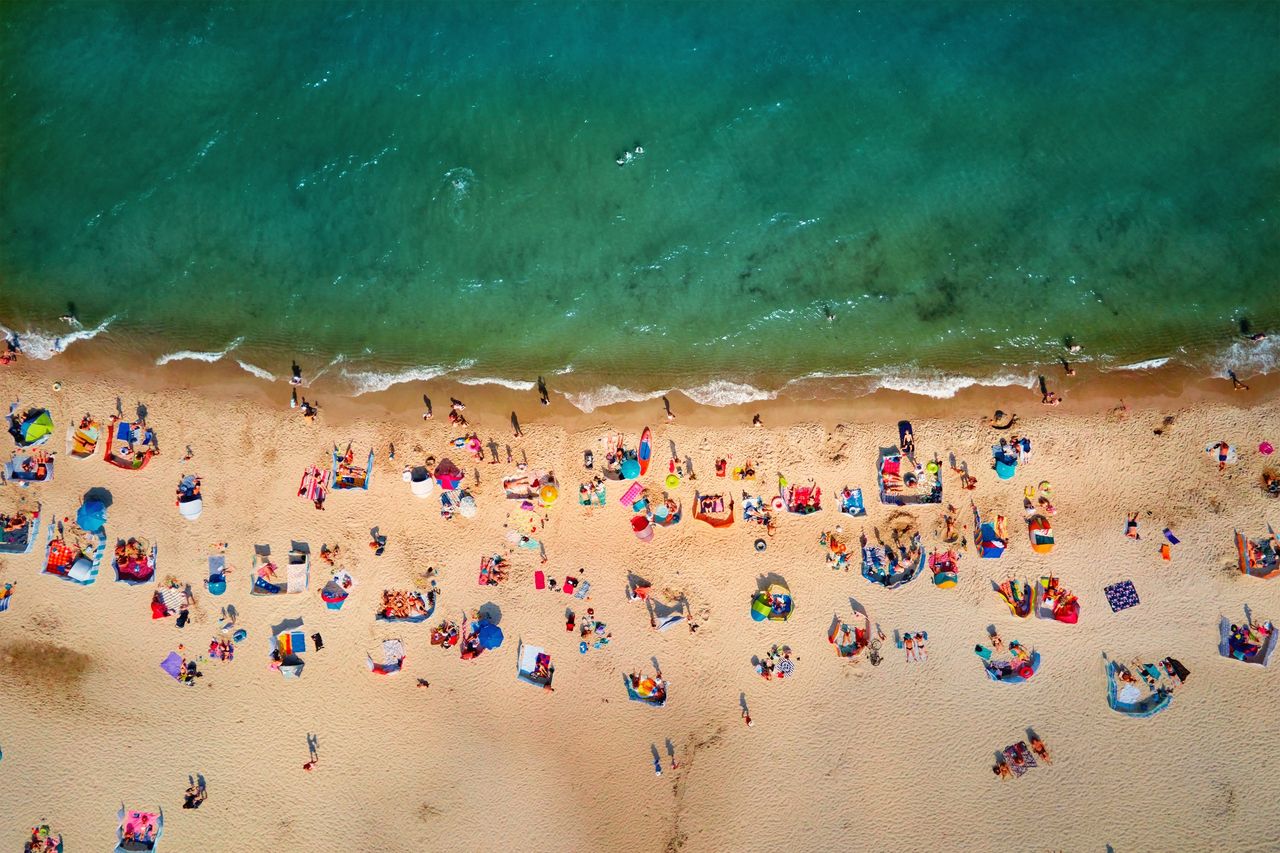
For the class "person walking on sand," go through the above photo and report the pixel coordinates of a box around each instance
[537,377,550,406]
[662,396,675,422]
[1229,370,1250,391]
[422,394,433,420]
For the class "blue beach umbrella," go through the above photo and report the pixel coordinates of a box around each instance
[477,621,504,650]
[77,500,107,533]
[620,459,640,480]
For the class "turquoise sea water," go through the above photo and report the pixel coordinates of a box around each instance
[2,1,1278,403]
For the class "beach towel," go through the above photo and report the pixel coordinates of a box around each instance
[1104,580,1140,612]
[574,580,591,599]
[534,570,546,590]
[160,651,183,680]
[1002,742,1038,777]
[1163,528,1180,545]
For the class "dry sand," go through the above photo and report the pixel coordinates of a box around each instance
[1,358,1278,853]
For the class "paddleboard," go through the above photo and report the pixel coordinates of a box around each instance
[638,427,652,476]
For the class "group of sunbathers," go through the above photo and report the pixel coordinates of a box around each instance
[13,450,51,479]
[1,509,30,532]
[1227,620,1273,660]
[24,825,61,853]
[207,637,236,662]
[754,644,793,679]
[714,457,756,480]
[379,589,429,619]
[992,736,1052,779]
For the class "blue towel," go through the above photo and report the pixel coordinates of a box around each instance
[254,576,282,594]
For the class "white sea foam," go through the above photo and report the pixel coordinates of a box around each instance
[563,385,669,413]
[1113,357,1172,371]
[455,376,535,391]
[340,360,476,395]
[155,337,245,366]
[869,370,1037,399]
[2,315,116,360]
[680,380,777,407]
[235,360,276,382]
[1207,336,1279,378]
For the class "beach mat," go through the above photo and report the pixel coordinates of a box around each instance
[1104,580,1140,612]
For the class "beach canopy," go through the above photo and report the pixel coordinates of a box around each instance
[11,408,54,446]
[477,620,504,650]
[77,500,107,533]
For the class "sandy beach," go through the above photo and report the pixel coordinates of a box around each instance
[1,354,1279,853]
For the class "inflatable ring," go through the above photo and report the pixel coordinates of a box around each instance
[1039,481,1052,493]
[539,485,558,505]
[771,496,785,511]
[1018,664,1033,679]
[754,538,767,552]
[1261,442,1275,455]
[665,473,680,489]
[52,381,62,391]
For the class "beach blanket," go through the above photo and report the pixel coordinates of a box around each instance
[159,651,184,680]
[1104,580,1140,612]
[1002,742,1038,777]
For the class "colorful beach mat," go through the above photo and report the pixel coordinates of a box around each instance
[1103,580,1140,613]
[1002,742,1038,777]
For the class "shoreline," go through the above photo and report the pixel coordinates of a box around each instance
[6,333,1279,435]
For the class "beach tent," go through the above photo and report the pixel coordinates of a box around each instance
[860,538,926,589]
[9,408,54,447]
[44,518,106,585]
[176,476,203,520]
[331,446,374,490]
[692,492,734,528]
[1036,577,1079,623]
[1103,655,1172,718]
[1028,515,1054,554]
[408,466,434,498]
[1235,528,1280,579]
[516,641,554,689]
[113,537,156,584]
[251,543,309,595]
[839,487,866,517]
[0,499,40,555]
[1219,618,1278,667]
[929,550,959,588]
[750,583,793,622]
[433,457,464,490]
[995,579,1034,618]
[115,805,163,853]
[321,570,355,610]
[205,555,227,596]
[66,415,101,459]
[3,451,54,485]
[876,447,942,506]
[367,638,406,675]
[272,618,308,679]
[103,417,157,470]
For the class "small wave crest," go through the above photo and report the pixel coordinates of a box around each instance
[564,385,668,414]
[681,380,777,407]
[869,369,1036,399]
[2,315,117,360]
[155,337,245,366]
[1112,357,1172,371]
[340,360,476,395]
[456,376,536,391]
[235,360,276,382]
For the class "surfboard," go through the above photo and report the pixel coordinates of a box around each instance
[638,427,652,476]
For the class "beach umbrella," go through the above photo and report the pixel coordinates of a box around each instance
[434,458,464,490]
[77,500,107,532]
[620,458,640,480]
[777,658,795,677]
[458,493,478,518]
[477,621,504,650]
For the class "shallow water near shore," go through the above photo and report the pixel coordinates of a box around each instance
[2,0,1278,402]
